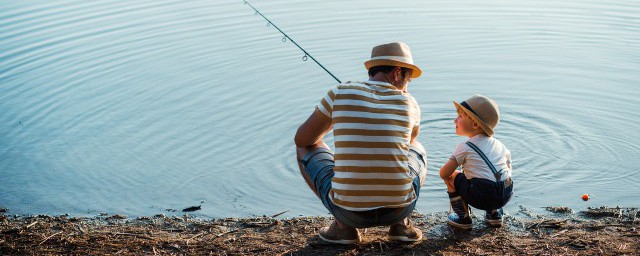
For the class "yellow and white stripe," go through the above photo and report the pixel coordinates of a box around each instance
[316,81,421,211]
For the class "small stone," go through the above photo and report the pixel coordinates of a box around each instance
[106,214,127,220]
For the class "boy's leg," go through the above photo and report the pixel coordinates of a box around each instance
[446,172,472,230]
[296,142,360,244]
[444,170,462,192]
[485,208,504,227]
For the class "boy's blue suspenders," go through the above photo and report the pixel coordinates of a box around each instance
[466,141,514,209]
[465,141,502,182]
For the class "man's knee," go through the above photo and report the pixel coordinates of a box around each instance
[296,142,330,160]
[296,146,311,160]
[410,140,426,155]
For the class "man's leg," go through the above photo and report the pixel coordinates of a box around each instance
[295,141,329,198]
[410,140,427,187]
[295,142,360,244]
[388,216,422,242]
[388,141,427,242]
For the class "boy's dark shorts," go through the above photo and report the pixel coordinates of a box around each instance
[454,173,513,211]
[300,146,427,228]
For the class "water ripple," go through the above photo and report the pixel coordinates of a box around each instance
[1,0,638,217]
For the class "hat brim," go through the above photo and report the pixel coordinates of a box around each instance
[453,101,494,136]
[364,59,422,78]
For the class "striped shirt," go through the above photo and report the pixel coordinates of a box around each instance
[316,81,421,211]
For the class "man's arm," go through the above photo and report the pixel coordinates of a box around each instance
[294,109,332,148]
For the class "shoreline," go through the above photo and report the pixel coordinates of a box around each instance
[1,206,638,255]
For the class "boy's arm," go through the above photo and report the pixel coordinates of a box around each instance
[439,158,459,180]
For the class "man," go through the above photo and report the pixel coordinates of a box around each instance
[294,42,427,244]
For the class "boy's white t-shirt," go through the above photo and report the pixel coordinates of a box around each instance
[451,134,512,182]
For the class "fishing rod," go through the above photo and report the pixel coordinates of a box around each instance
[243,0,342,83]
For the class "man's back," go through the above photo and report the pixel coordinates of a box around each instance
[316,81,421,211]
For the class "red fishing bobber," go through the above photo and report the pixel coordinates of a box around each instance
[581,194,590,201]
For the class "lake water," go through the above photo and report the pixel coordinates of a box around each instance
[1,0,639,218]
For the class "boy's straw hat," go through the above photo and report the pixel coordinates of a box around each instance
[453,95,500,136]
[364,42,422,78]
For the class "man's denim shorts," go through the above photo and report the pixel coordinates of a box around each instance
[300,146,427,228]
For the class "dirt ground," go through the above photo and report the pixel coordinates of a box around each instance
[1,206,638,255]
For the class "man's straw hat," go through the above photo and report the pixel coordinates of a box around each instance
[453,95,500,136]
[364,42,422,78]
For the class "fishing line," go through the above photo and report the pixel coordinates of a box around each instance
[243,0,342,83]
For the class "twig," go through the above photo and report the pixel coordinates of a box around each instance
[114,232,153,240]
[271,210,290,218]
[39,231,62,245]
[279,249,293,255]
[75,224,87,234]
[190,231,208,240]
[244,222,272,226]
[527,219,568,229]
[26,221,38,228]
[550,229,567,238]
[186,231,208,245]
[216,228,240,237]
[162,229,185,232]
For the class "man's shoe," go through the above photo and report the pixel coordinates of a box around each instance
[318,221,361,244]
[447,213,472,230]
[485,208,503,227]
[388,219,423,242]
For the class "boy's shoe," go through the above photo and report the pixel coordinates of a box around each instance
[318,220,361,244]
[447,193,472,230]
[388,218,423,242]
[485,208,503,227]
[447,213,472,230]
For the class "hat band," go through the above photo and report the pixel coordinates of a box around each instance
[369,55,414,64]
[460,101,480,117]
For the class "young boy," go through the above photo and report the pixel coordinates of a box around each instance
[439,95,513,229]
